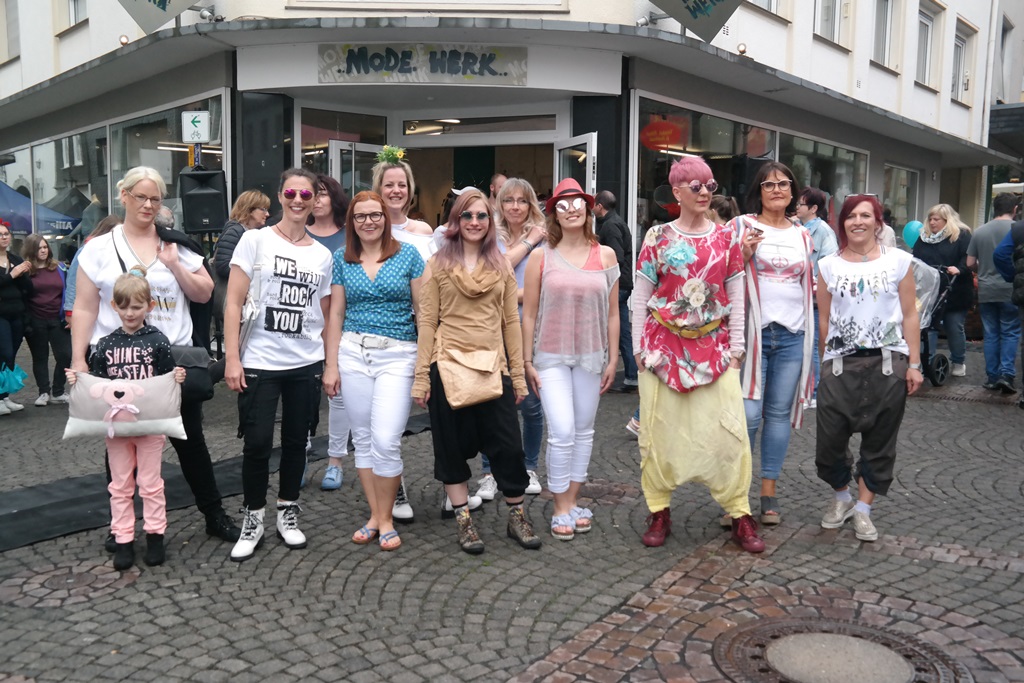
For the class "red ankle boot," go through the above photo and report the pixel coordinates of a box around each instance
[642,509,671,547]
[732,514,765,553]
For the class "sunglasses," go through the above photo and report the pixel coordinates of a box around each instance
[760,180,792,192]
[353,212,384,224]
[682,180,718,194]
[282,188,314,200]
[460,211,490,222]
[555,197,587,213]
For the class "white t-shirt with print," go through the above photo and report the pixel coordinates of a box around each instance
[230,228,332,370]
[77,226,204,346]
[753,222,807,333]
[818,247,912,362]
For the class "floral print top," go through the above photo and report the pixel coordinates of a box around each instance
[637,222,744,393]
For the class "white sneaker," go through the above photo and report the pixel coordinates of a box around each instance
[851,510,878,542]
[49,392,70,404]
[276,502,307,549]
[2,397,24,411]
[475,474,498,501]
[230,507,265,561]
[393,479,414,522]
[0,402,10,416]
[625,417,641,437]
[441,493,483,519]
[820,499,855,529]
[34,393,50,407]
[951,363,966,377]
[525,470,542,495]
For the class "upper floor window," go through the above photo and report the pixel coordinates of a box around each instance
[872,0,896,67]
[68,0,87,25]
[815,0,843,44]
[916,10,935,85]
[1,0,19,61]
[747,0,778,12]
[951,32,968,102]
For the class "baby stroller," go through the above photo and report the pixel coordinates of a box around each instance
[911,259,956,387]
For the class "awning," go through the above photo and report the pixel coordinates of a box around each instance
[0,182,81,236]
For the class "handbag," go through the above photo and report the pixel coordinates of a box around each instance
[436,344,503,409]
[171,344,215,403]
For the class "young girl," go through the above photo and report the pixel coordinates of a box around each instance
[67,266,185,571]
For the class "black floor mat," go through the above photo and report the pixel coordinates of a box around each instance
[0,413,432,552]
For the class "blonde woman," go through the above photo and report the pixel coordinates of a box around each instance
[911,204,973,378]
[473,178,547,500]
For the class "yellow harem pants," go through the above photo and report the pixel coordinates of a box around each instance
[639,368,753,517]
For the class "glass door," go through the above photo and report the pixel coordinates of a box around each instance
[553,133,597,196]
[328,141,384,198]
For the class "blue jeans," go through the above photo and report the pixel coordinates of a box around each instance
[482,382,543,473]
[979,301,1021,381]
[744,323,805,481]
[927,309,967,365]
[619,289,638,382]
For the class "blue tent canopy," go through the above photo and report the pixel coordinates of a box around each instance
[0,181,81,236]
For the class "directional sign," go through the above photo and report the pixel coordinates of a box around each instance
[181,111,211,144]
[117,0,190,34]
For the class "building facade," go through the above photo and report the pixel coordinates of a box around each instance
[0,0,1017,245]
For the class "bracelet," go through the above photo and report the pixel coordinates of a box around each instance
[520,239,535,252]
[523,360,533,364]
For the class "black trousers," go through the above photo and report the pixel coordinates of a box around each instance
[25,316,71,396]
[815,354,908,496]
[427,363,528,498]
[238,362,321,510]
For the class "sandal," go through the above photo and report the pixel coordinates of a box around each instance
[352,526,379,544]
[760,496,781,526]
[569,506,594,533]
[379,530,402,551]
[551,514,575,541]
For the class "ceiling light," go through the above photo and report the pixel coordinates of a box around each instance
[438,119,461,124]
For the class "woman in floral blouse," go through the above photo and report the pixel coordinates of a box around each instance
[632,156,764,553]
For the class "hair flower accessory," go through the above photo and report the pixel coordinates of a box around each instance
[0,219,11,228]
[376,146,406,164]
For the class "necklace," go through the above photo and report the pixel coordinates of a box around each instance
[275,225,305,243]
[846,245,877,262]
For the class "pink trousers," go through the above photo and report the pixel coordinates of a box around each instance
[107,434,167,543]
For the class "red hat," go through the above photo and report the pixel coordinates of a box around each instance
[545,178,595,214]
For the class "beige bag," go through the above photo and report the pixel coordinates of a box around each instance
[437,347,503,409]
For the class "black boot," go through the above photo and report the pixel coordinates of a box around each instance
[144,533,165,567]
[104,533,117,553]
[205,509,241,542]
[112,541,135,571]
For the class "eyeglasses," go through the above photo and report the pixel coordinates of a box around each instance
[125,190,162,206]
[282,188,314,200]
[555,197,587,213]
[795,202,807,208]
[353,212,384,224]
[760,180,792,192]
[682,180,718,194]
[316,190,330,198]
[253,207,270,214]
[502,197,530,206]
[460,211,490,222]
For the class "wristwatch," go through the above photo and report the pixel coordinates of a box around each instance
[908,362,922,371]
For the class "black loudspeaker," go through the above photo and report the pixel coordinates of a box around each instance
[179,169,228,233]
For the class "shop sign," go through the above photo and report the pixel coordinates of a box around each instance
[649,0,744,43]
[318,44,528,86]
[117,0,190,34]
[640,120,685,151]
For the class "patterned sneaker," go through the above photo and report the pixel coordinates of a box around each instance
[507,506,542,549]
[475,474,498,501]
[276,502,307,549]
[525,470,542,495]
[851,510,878,542]
[230,507,265,562]
[820,499,855,529]
[393,479,414,523]
[455,508,484,555]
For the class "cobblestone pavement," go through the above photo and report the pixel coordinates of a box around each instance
[0,343,1022,682]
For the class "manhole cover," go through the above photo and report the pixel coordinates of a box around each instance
[0,561,138,609]
[713,617,973,683]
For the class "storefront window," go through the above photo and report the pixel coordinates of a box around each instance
[0,147,33,248]
[301,108,386,175]
[31,126,108,246]
[635,97,775,239]
[109,96,223,226]
[779,133,866,225]
[883,164,920,235]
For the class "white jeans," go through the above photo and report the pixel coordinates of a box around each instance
[326,391,351,460]
[537,364,602,494]
[338,333,417,478]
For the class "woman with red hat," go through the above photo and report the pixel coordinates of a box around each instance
[521,178,620,540]
[631,156,764,553]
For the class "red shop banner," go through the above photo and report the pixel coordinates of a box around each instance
[640,119,686,151]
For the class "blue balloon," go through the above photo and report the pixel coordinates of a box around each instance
[903,221,923,249]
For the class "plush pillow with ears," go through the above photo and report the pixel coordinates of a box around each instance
[63,372,187,440]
